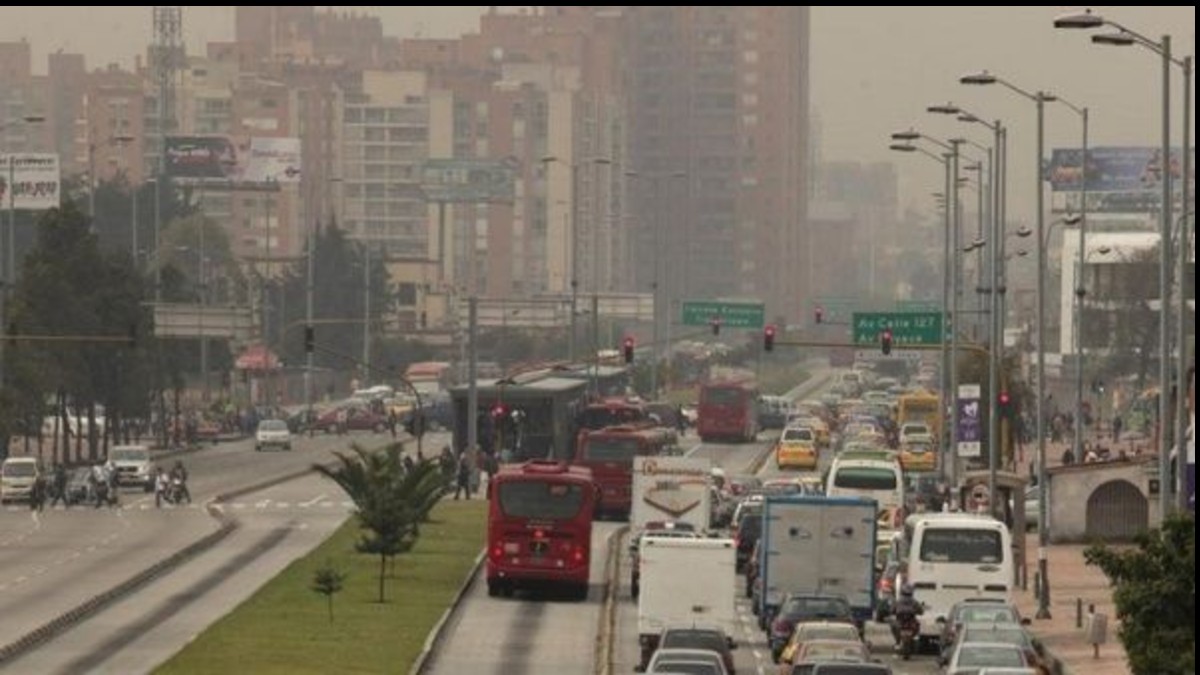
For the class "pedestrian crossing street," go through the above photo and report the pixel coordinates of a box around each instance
[2,498,362,514]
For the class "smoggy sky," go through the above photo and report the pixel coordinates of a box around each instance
[1,6,1194,220]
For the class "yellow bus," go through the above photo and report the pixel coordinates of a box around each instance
[897,392,942,444]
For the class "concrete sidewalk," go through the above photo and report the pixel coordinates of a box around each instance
[1014,533,1131,675]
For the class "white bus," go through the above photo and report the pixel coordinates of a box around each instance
[900,512,1013,643]
[825,454,905,527]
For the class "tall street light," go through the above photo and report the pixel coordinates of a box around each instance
[1056,9,1183,516]
[1,114,46,390]
[961,69,1057,620]
[890,134,964,484]
[1048,93,1090,465]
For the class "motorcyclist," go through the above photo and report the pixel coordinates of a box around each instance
[155,468,170,508]
[891,583,924,647]
[171,460,191,503]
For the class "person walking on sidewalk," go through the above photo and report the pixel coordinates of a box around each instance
[1111,415,1123,442]
[454,453,471,500]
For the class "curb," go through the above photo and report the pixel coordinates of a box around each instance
[409,549,486,675]
[0,504,239,666]
[594,526,627,675]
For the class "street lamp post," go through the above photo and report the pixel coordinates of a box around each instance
[962,69,1058,619]
[1055,8,1183,518]
[1,114,46,390]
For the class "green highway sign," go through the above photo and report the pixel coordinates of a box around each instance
[896,300,940,313]
[681,300,766,329]
[852,311,943,346]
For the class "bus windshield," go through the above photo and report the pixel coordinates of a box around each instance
[582,438,642,462]
[577,406,645,431]
[918,527,1003,564]
[498,481,586,520]
[833,467,898,490]
[702,387,745,406]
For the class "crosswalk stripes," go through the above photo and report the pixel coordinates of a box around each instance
[2,499,357,514]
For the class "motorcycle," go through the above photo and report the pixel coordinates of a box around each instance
[896,613,921,660]
[165,476,189,505]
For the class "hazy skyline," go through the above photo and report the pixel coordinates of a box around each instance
[0,6,1194,219]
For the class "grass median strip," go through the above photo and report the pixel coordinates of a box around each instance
[156,499,486,675]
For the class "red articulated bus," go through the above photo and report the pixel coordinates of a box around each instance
[697,380,761,443]
[487,460,597,600]
[574,425,679,520]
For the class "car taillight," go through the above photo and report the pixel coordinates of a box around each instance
[489,545,503,561]
[571,546,585,564]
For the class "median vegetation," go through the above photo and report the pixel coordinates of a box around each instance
[156,448,486,674]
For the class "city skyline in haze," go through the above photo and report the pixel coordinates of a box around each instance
[0,5,1194,219]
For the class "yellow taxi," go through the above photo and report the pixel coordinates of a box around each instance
[898,439,937,473]
[775,426,818,470]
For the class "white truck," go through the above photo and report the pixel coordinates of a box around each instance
[757,495,878,628]
[636,537,737,668]
[630,455,713,534]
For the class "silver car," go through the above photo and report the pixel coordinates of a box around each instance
[255,419,293,451]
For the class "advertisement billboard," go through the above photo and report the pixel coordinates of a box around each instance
[1047,146,1193,193]
[956,383,982,459]
[0,153,61,210]
[164,136,301,184]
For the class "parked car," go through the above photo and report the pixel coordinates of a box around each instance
[313,406,388,433]
[255,419,293,451]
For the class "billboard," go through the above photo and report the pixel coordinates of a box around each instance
[956,383,982,459]
[164,136,301,184]
[0,153,61,210]
[1047,146,1194,193]
[420,158,517,203]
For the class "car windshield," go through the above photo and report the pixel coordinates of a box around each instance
[798,641,864,662]
[582,437,642,462]
[498,480,585,520]
[702,387,745,406]
[956,605,1020,625]
[3,461,36,477]
[259,420,288,432]
[920,528,1003,564]
[957,644,1026,667]
[797,625,860,643]
[782,596,851,618]
[662,630,727,652]
[832,467,897,490]
[782,428,814,442]
[110,448,148,462]
[648,663,720,675]
[960,624,1030,649]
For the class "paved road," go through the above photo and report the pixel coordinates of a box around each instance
[0,428,413,668]
[5,472,360,674]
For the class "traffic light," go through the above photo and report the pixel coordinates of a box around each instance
[622,336,636,364]
[881,328,893,355]
[710,316,721,336]
[304,325,315,353]
[490,403,508,419]
[814,305,824,325]
[763,324,776,352]
[998,390,1012,418]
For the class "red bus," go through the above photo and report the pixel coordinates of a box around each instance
[487,460,597,600]
[574,425,679,519]
[575,398,648,433]
[697,381,761,443]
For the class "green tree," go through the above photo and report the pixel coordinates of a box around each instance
[1084,513,1195,675]
[312,443,447,602]
[310,560,346,623]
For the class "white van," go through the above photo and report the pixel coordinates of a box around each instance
[825,453,904,519]
[1,457,43,503]
[900,512,1014,642]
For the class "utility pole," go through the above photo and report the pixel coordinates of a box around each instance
[591,293,600,397]
[467,296,479,456]
[362,245,371,380]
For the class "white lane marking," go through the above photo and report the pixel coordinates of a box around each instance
[752,649,763,661]
[684,443,704,457]
[274,502,290,509]
[300,493,328,508]
[232,503,248,510]
[255,499,272,509]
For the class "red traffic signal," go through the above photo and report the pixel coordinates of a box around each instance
[814,306,824,325]
[881,328,894,355]
[490,403,508,418]
[763,324,776,352]
[710,316,722,335]
[622,336,635,364]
